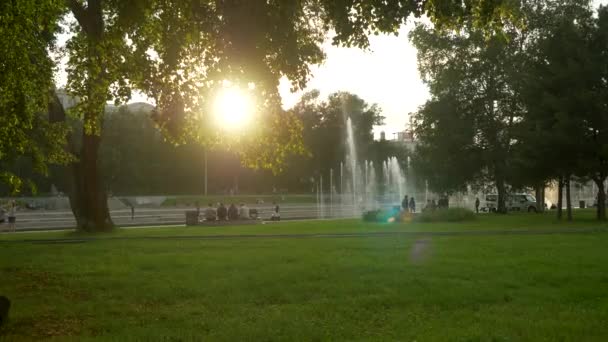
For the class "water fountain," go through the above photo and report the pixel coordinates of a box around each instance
[339,114,410,216]
[320,174,325,218]
[345,117,358,210]
[330,168,334,217]
[386,157,406,203]
[366,160,378,209]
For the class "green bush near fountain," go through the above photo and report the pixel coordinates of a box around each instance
[415,208,476,223]
[362,207,402,222]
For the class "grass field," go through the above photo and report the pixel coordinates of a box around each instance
[1,212,608,340]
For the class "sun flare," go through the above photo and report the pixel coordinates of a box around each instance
[213,86,254,129]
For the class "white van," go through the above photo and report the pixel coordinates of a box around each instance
[485,193,538,212]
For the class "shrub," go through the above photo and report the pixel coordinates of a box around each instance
[362,210,380,222]
[362,207,403,223]
[415,208,476,223]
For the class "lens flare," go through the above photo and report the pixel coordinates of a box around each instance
[213,86,254,129]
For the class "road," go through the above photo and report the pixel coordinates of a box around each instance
[3,203,367,232]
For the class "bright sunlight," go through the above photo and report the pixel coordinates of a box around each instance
[213,86,254,129]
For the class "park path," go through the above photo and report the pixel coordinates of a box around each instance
[1,227,605,244]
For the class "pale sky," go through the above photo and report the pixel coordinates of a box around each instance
[278,22,424,138]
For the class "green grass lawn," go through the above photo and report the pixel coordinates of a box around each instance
[1,212,608,340]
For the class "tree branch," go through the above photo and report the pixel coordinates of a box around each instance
[66,0,89,34]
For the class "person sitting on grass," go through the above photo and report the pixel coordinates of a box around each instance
[217,203,228,221]
[271,202,280,221]
[228,203,239,220]
[7,201,16,232]
[204,203,217,221]
[239,203,250,220]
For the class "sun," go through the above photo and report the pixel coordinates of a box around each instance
[213,86,254,129]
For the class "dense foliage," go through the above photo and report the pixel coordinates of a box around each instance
[411,0,608,220]
[0,1,72,194]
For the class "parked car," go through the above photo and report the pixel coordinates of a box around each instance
[486,193,538,212]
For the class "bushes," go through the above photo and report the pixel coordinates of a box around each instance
[362,210,381,222]
[362,206,403,223]
[415,208,476,223]
[363,207,476,223]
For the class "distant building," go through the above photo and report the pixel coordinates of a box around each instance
[55,89,154,114]
[377,125,416,152]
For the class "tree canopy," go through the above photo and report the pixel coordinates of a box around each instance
[1,0,520,230]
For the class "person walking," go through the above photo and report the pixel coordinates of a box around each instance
[409,197,416,213]
[7,201,16,232]
[475,197,480,213]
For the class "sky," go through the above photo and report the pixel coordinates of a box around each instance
[278,22,424,138]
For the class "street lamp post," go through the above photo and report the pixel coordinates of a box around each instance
[204,148,208,196]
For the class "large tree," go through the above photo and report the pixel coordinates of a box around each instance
[410,19,526,212]
[521,4,608,220]
[4,0,517,231]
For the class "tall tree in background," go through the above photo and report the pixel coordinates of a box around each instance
[509,0,592,219]
[410,20,525,213]
[287,91,384,191]
[521,4,608,220]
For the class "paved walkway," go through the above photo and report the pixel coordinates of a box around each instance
[1,227,605,244]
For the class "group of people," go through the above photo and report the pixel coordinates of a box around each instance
[198,202,280,222]
[423,198,450,212]
[0,201,17,232]
[401,195,416,213]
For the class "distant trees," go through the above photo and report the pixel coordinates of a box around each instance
[411,0,608,220]
[520,4,608,220]
[410,20,525,213]
[283,91,388,192]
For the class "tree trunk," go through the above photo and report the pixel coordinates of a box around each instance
[541,187,545,212]
[496,175,507,214]
[49,92,113,231]
[557,176,563,220]
[595,178,606,221]
[535,183,544,213]
[71,130,113,231]
[566,176,572,221]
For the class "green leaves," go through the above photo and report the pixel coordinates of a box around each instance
[410,9,524,195]
[0,0,70,194]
